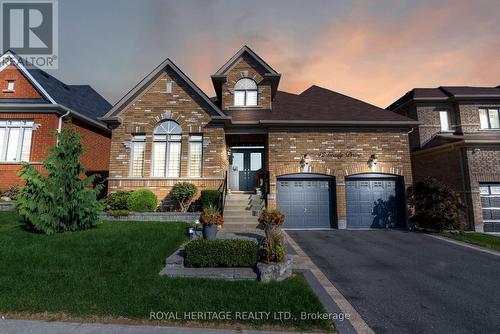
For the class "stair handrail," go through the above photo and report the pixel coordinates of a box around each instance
[218,170,228,216]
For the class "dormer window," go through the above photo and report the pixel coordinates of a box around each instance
[234,78,257,107]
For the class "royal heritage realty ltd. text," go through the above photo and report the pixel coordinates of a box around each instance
[150,311,350,321]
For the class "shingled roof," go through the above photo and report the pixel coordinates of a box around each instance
[224,85,417,126]
[0,50,111,128]
[388,86,500,111]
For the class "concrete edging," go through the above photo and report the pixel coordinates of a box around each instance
[427,233,500,257]
[0,203,15,211]
[101,212,200,222]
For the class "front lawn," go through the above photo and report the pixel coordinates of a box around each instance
[442,232,500,252]
[0,211,331,332]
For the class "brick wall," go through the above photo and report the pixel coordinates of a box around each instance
[220,54,272,111]
[0,112,57,190]
[108,67,228,202]
[0,112,111,190]
[266,128,413,222]
[0,65,43,99]
[457,102,500,133]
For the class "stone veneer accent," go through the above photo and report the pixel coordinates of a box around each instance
[108,67,228,202]
[267,128,413,224]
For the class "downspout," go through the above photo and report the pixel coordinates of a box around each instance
[57,110,71,144]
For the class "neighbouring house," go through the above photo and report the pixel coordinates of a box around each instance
[101,45,418,229]
[0,50,112,191]
[388,86,500,232]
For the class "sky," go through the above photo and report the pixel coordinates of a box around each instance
[48,0,500,108]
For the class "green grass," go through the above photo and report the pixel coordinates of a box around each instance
[442,232,500,252]
[0,211,331,331]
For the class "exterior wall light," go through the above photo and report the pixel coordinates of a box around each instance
[300,154,311,172]
[368,154,379,169]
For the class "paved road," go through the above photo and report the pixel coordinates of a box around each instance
[287,230,500,334]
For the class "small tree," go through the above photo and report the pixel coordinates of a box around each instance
[407,178,466,232]
[170,182,197,212]
[16,127,103,235]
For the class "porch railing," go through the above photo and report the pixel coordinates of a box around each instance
[262,170,270,209]
[218,171,228,216]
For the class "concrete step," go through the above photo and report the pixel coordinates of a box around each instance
[223,209,254,215]
[224,217,259,224]
[224,213,255,220]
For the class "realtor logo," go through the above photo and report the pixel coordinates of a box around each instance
[1,0,58,68]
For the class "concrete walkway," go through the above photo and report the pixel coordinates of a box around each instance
[0,319,309,334]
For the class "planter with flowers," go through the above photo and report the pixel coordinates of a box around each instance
[199,204,223,240]
[256,209,292,282]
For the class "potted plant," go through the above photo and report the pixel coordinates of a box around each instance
[199,204,223,240]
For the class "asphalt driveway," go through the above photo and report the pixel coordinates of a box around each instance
[287,230,500,334]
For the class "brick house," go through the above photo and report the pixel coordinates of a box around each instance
[388,86,500,232]
[0,50,112,191]
[102,46,418,229]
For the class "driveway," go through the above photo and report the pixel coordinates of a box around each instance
[287,230,500,334]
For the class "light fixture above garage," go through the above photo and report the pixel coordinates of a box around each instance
[368,154,379,169]
[300,154,311,172]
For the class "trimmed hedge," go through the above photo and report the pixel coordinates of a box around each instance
[127,189,157,212]
[104,191,132,211]
[184,239,259,267]
[200,190,221,209]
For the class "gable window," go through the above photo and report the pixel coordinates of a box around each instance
[0,120,34,162]
[188,134,203,177]
[6,80,14,92]
[130,135,145,177]
[479,108,500,129]
[166,81,173,94]
[152,120,182,177]
[439,111,451,131]
[234,78,258,107]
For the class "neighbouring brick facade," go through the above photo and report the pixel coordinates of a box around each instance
[107,67,228,202]
[266,129,413,223]
[0,65,42,99]
[390,90,500,231]
[0,56,111,191]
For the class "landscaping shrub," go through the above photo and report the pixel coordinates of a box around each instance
[107,210,130,217]
[104,190,132,211]
[200,189,221,209]
[199,204,223,226]
[407,178,467,232]
[184,239,259,267]
[16,127,103,235]
[3,185,21,200]
[258,209,286,263]
[127,189,157,212]
[170,182,197,212]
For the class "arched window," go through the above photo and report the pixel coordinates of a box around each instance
[152,120,182,177]
[234,78,258,107]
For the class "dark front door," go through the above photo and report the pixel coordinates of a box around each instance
[229,148,263,191]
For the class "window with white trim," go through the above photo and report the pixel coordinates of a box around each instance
[234,78,258,107]
[0,120,33,162]
[152,120,182,177]
[6,80,14,91]
[188,134,203,177]
[130,135,145,177]
[479,108,500,129]
[166,81,173,94]
[439,111,451,131]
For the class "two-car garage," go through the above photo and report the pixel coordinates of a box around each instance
[276,173,405,229]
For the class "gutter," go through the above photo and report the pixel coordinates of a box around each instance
[56,109,71,144]
[0,103,110,132]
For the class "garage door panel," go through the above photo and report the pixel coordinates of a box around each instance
[277,177,333,229]
[346,177,402,229]
[480,183,500,232]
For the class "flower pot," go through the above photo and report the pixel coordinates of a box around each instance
[202,224,218,240]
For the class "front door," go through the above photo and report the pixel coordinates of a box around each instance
[229,148,263,191]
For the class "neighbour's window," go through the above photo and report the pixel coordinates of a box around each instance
[439,111,451,131]
[166,81,173,94]
[130,135,145,177]
[479,108,500,129]
[188,135,203,177]
[234,78,258,107]
[6,80,14,91]
[0,120,33,162]
[152,120,182,177]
